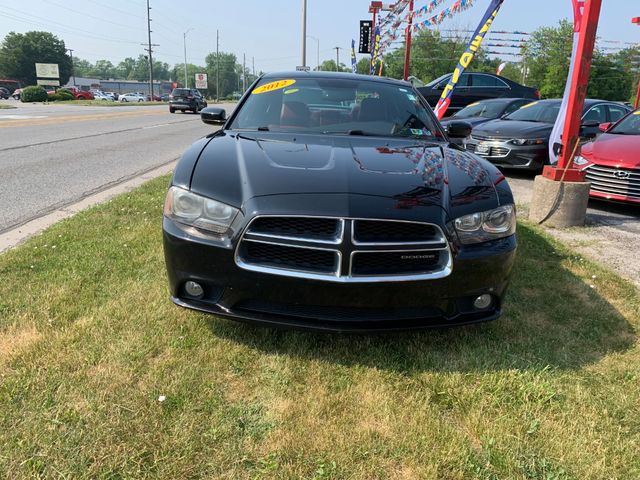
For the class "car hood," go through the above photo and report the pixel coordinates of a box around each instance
[473,119,554,139]
[188,132,505,218]
[582,133,640,167]
[441,117,495,128]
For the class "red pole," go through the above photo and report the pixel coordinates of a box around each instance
[403,0,414,80]
[542,0,602,182]
[633,17,640,109]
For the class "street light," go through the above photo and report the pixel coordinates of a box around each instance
[183,28,194,88]
[301,0,307,67]
[307,35,319,71]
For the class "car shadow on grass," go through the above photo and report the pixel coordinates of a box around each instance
[204,223,637,373]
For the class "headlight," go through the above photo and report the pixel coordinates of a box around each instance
[453,205,516,244]
[164,186,238,234]
[572,155,589,166]
[509,138,545,146]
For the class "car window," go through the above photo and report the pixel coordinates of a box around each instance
[453,101,507,119]
[471,74,508,88]
[504,101,561,123]
[231,77,443,139]
[609,110,640,135]
[504,100,531,115]
[435,74,469,89]
[582,105,607,123]
[607,104,628,123]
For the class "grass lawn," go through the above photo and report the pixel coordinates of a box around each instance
[56,100,169,107]
[0,104,17,109]
[0,175,638,479]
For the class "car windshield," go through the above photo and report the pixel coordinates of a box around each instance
[504,101,561,123]
[230,76,442,139]
[453,101,508,119]
[609,111,640,135]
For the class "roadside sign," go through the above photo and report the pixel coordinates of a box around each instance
[37,79,60,86]
[295,66,311,72]
[195,73,208,89]
[359,20,372,54]
[35,63,60,78]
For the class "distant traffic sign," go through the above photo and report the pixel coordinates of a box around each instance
[296,66,311,72]
[195,73,208,89]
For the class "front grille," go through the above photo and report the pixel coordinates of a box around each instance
[353,220,443,244]
[238,241,338,274]
[236,216,452,282]
[249,216,340,241]
[465,143,477,153]
[490,146,510,157]
[351,251,441,276]
[585,165,640,200]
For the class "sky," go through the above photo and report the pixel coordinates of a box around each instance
[0,0,638,77]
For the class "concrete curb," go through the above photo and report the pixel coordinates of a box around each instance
[0,161,176,254]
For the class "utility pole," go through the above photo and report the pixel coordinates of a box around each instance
[301,0,307,67]
[183,29,193,88]
[144,0,157,99]
[243,53,246,92]
[335,47,341,71]
[252,56,255,79]
[216,29,220,102]
[67,48,75,86]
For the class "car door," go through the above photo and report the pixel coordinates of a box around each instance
[470,74,512,103]
[449,73,472,111]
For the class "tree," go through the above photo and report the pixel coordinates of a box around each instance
[0,31,72,85]
[316,60,350,72]
[204,52,239,99]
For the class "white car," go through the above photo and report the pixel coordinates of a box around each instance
[119,93,145,103]
[92,91,113,101]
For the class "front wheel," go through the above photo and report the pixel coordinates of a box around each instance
[122,98,128,102]
[169,107,175,113]
[138,99,143,102]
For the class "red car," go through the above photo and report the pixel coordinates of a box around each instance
[575,109,640,204]
[62,86,94,100]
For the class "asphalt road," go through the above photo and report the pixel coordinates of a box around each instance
[0,101,234,233]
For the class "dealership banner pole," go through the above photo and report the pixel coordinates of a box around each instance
[548,0,583,166]
[634,17,639,109]
[543,0,602,181]
[433,0,505,119]
[402,0,414,80]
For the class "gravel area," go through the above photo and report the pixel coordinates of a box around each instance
[506,172,640,289]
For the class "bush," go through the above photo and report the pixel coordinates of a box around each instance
[21,85,48,102]
[54,89,74,101]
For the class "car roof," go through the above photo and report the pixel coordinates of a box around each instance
[261,71,412,88]
[467,98,532,104]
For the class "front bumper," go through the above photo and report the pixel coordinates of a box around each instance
[163,217,517,332]
[465,138,548,171]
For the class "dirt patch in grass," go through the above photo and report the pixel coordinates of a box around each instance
[0,324,41,368]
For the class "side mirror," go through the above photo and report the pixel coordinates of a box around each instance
[580,120,599,139]
[201,107,226,125]
[598,122,612,133]
[446,121,473,139]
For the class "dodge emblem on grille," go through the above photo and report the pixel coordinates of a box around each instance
[613,170,631,179]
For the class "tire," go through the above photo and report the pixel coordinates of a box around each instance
[169,107,175,113]
[122,98,128,102]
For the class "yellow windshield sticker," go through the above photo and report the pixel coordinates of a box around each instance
[253,79,296,94]
[467,102,480,107]
[519,101,538,109]
[283,88,299,95]
[634,110,640,115]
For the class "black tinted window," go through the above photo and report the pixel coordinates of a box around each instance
[472,75,507,87]
[171,88,189,95]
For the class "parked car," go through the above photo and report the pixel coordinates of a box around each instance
[104,91,118,101]
[160,93,170,102]
[62,86,94,100]
[0,87,9,100]
[146,94,162,101]
[162,72,517,331]
[119,92,146,102]
[418,72,540,116]
[574,109,640,204]
[169,88,207,113]
[464,99,631,170]
[91,91,113,101]
[441,98,534,129]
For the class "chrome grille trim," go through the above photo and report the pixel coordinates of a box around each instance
[235,216,453,283]
[585,165,640,198]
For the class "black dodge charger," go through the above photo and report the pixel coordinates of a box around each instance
[163,72,517,331]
